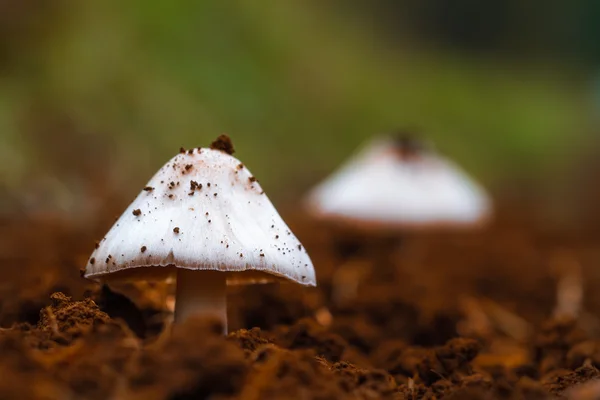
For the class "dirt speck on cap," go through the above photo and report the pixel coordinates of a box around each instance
[179,147,186,154]
[141,246,147,253]
[143,186,154,192]
[173,227,180,234]
[190,181,202,191]
[210,134,235,155]
[133,209,142,216]
[393,130,427,159]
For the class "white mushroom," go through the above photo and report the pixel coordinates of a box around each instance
[306,134,492,230]
[85,136,316,333]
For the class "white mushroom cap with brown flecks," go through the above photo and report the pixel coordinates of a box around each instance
[306,136,491,229]
[85,145,315,286]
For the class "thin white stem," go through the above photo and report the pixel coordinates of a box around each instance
[174,269,227,334]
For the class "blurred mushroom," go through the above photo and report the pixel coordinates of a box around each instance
[84,135,316,333]
[306,133,491,232]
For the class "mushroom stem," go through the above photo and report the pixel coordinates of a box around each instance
[174,269,227,334]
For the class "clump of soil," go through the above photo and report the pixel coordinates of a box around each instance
[38,292,114,345]
[210,134,235,155]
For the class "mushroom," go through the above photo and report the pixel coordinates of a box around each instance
[84,135,316,333]
[306,133,491,231]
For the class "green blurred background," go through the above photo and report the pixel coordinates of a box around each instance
[1,1,599,219]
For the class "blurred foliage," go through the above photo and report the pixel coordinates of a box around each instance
[0,1,595,212]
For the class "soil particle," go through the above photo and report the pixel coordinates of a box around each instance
[132,209,141,216]
[143,186,154,192]
[210,134,235,155]
[173,227,180,234]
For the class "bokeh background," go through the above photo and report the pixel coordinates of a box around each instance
[1,1,599,223]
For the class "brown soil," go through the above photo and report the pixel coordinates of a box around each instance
[2,198,600,399]
[210,134,235,155]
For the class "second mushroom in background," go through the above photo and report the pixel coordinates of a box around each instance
[83,135,316,334]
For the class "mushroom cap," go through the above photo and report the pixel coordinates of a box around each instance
[85,147,316,286]
[305,136,491,230]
